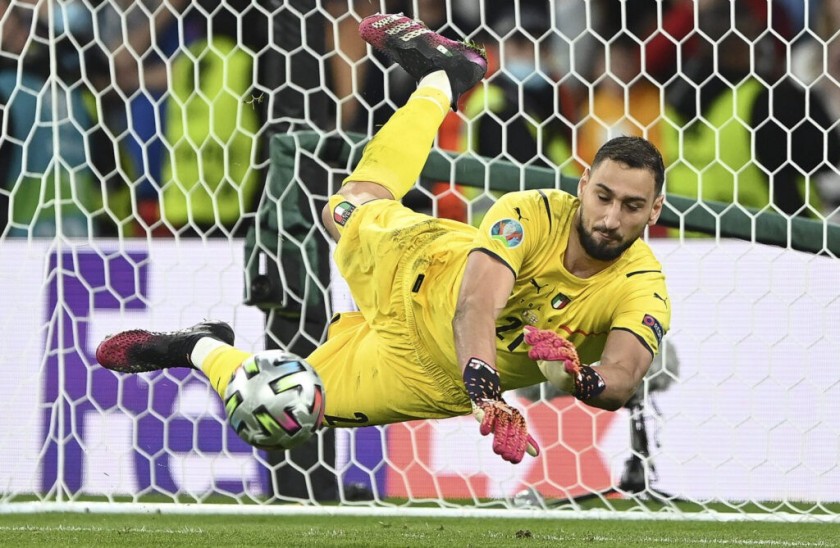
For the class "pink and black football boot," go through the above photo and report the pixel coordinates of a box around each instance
[96,320,235,373]
[359,13,487,110]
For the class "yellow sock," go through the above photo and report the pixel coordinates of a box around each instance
[200,346,252,398]
[343,86,450,200]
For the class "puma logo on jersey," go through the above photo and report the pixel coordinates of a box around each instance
[653,292,669,307]
[514,207,529,221]
[530,278,548,293]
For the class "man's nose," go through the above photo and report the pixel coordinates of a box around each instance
[603,203,621,230]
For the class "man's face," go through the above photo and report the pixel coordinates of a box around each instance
[576,159,663,262]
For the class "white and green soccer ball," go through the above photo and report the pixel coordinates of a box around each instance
[224,350,326,450]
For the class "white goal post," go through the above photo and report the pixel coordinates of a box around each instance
[1,0,839,523]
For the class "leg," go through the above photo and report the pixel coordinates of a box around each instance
[95,315,469,426]
[95,320,236,374]
[320,13,487,242]
[96,320,250,398]
[319,83,447,243]
[94,12,487,439]
[307,312,471,425]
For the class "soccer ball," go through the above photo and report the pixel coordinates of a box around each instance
[224,350,326,450]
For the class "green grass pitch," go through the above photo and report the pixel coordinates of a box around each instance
[0,513,838,547]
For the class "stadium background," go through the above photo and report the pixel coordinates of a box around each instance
[1,0,839,523]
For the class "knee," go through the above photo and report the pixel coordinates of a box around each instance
[322,183,393,241]
[339,181,395,202]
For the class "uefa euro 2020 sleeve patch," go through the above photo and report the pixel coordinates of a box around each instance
[489,218,524,248]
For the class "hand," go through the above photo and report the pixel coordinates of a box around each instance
[523,326,581,393]
[472,400,540,464]
[523,326,606,401]
[463,357,539,464]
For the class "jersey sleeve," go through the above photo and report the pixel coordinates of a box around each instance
[611,273,671,357]
[472,191,550,277]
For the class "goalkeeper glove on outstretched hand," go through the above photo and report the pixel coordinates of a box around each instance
[523,326,606,401]
[463,357,540,464]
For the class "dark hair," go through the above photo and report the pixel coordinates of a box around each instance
[591,136,666,195]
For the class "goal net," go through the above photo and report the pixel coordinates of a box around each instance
[1,0,839,521]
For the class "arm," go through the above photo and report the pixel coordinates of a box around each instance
[453,250,539,463]
[452,251,514,375]
[588,330,654,410]
[525,327,654,411]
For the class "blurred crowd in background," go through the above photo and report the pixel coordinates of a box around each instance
[1,0,839,238]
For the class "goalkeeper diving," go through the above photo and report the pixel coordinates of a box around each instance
[96,13,671,465]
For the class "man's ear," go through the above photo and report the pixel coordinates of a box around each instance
[577,168,590,196]
[648,194,664,225]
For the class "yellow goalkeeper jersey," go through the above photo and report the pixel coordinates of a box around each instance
[415,189,671,392]
[315,191,670,424]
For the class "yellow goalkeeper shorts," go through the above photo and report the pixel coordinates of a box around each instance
[306,199,473,426]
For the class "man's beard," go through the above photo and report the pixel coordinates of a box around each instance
[576,212,637,262]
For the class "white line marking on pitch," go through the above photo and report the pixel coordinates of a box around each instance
[582,536,831,547]
[0,525,205,534]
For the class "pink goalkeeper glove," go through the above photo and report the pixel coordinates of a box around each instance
[524,326,606,401]
[472,399,540,464]
[524,325,581,372]
[463,357,539,464]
